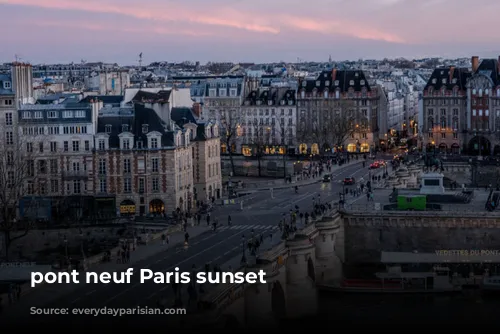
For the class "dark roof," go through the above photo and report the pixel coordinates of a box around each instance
[131,90,171,103]
[80,95,123,105]
[475,59,500,86]
[243,87,296,106]
[171,107,197,127]
[424,67,471,91]
[301,70,371,93]
[195,123,207,141]
[97,104,174,149]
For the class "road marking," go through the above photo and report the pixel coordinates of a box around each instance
[191,241,199,246]
[85,289,96,296]
[71,297,81,304]
[213,256,221,262]
[223,249,233,255]
[104,225,254,305]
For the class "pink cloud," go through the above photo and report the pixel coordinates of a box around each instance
[32,20,213,37]
[0,0,280,34]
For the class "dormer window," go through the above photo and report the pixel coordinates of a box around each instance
[302,81,306,87]
[442,79,447,84]
[349,80,354,86]
[281,100,285,105]
[137,140,143,149]
[257,100,262,105]
[355,72,359,77]
[142,124,149,134]
[122,138,130,150]
[150,137,158,149]
[360,80,365,85]
[316,81,320,87]
[268,100,273,106]
[122,124,129,132]
[432,78,437,84]
[325,80,330,86]
[334,80,339,86]
[3,81,11,89]
[452,78,457,84]
[105,124,112,133]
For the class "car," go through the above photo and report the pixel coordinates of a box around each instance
[343,177,356,185]
[376,160,387,166]
[369,163,380,169]
[323,175,331,182]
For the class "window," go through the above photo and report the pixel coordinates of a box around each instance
[4,81,11,89]
[5,112,12,125]
[137,141,143,149]
[63,141,68,152]
[151,157,159,172]
[123,178,131,193]
[27,182,34,195]
[62,111,73,118]
[98,139,105,150]
[230,89,237,96]
[6,131,13,145]
[73,181,81,194]
[72,162,80,171]
[105,124,112,133]
[150,137,158,149]
[99,179,107,193]
[123,158,131,173]
[6,151,13,165]
[38,160,46,174]
[50,159,58,174]
[139,178,145,193]
[98,158,107,174]
[453,132,458,139]
[152,177,159,192]
[122,124,129,132]
[72,140,79,152]
[122,138,130,150]
[39,142,44,153]
[48,126,59,135]
[33,111,42,119]
[26,142,33,152]
[441,133,446,139]
[142,124,149,134]
[84,140,90,151]
[47,111,57,118]
[74,110,85,118]
[23,112,31,119]
[27,160,34,177]
[50,179,59,193]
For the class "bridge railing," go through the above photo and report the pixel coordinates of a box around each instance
[341,204,500,216]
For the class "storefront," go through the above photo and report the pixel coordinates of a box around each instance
[119,200,136,216]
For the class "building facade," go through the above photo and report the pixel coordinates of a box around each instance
[189,122,222,202]
[94,104,194,217]
[240,85,297,155]
[296,69,380,154]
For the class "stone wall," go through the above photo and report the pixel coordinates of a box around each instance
[343,217,500,264]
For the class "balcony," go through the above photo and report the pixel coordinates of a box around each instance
[62,171,90,180]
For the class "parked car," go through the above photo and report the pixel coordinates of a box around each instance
[369,162,380,169]
[343,177,356,185]
[323,174,331,182]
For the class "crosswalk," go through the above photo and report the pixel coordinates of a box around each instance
[217,224,278,232]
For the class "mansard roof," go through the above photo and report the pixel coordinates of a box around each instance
[424,67,471,91]
[301,69,371,93]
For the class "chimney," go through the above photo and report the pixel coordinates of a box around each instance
[471,56,479,72]
[331,68,337,82]
[192,102,201,117]
[449,66,455,83]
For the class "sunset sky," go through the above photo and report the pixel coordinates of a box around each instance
[0,0,498,64]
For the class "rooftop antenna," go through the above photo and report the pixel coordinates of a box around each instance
[14,54,22,63]
[138,52,143,69]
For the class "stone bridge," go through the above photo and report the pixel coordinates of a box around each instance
[191,212,342,329]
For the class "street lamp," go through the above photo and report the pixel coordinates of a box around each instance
[240,235,247,265]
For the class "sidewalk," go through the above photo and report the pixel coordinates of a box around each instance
[232,159,363,194]
[0,224,211,314]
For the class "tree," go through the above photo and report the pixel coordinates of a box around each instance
[0,123,47,260]
[244,120,273,177]
[219,109,243,176]
[274,119,293,178]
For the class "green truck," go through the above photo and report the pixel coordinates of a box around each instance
[397,195,426,210]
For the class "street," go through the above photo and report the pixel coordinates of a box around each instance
[1,160,386,325]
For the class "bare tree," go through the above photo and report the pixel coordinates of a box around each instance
[273,119,293,178]
[246,120,272,177]
[220,109,243,176]
[329,100,367,149]
[0,123,48,260]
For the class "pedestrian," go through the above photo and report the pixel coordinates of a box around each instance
[166,234,170,245]
[184,232,190,245]
[162,234,166,245]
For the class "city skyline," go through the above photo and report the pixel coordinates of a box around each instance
[1,0,500,64]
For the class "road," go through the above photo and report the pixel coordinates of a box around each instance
[1,160,386,326]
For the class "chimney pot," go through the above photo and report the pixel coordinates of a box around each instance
[471,56,479,72]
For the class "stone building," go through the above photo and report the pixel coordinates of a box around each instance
[296,69,380,154]
[422,56,500,155]
[240,85,297,155]
[170,106,222,202]
[94,103,194,216]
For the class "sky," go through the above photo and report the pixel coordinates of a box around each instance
[1,0,499,65]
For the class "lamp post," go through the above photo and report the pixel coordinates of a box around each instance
[63,236,68,266]
[240,234,247,266]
